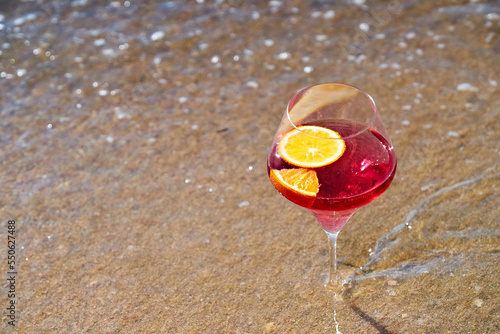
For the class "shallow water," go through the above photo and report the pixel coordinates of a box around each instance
[1,0,499,332]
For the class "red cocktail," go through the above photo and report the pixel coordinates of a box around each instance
[267,83,397,290]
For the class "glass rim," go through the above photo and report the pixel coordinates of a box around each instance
[285,82,378,140]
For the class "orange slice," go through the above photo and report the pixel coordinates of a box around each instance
[270,168,319,197]
[278,125,345,168]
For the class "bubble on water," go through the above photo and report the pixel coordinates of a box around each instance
[465,103,474,110]
[405,31,416,39]
[348,54,366,64]
[196,42,208,51]
[17,69,27,77]
[13,12,37,26]
[102,48,116,57]
[94,38,106,46]
[106,135,114,143]
[359,23,370,32]
[398,41,407,48]
[375,33,386,39]
[151,31,165,41]
[323,10,335,19]
[211,55,220,64]
[276,52,291,60]
[252,11,260,20]
[178,96,188,103]
[114,107,131,119]
[304,66,313,73]
[456,83,478,92]
[246,81,259,88]
[238,201,249,207]
[47,124,53,129]
[315,35,327,42]
[264,39,274,47]
[191,124,199,130]
[311,11,321,18]
[486,13,499,20]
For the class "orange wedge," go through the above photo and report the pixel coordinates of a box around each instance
[278,125,345,168]
[270,168,319,197]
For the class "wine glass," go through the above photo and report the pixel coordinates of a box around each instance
[267,83,397,291]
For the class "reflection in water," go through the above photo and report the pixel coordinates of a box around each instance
[329,292,343,334]
[332,293,343,334]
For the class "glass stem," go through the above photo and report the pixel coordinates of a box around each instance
[326,231,340,289]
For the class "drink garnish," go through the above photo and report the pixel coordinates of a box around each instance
[270,168,319,197]
[278,125,345,168]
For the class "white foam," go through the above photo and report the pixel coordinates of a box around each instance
[456,83,478,92]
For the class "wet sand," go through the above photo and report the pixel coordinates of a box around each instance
[1,0,499,333]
